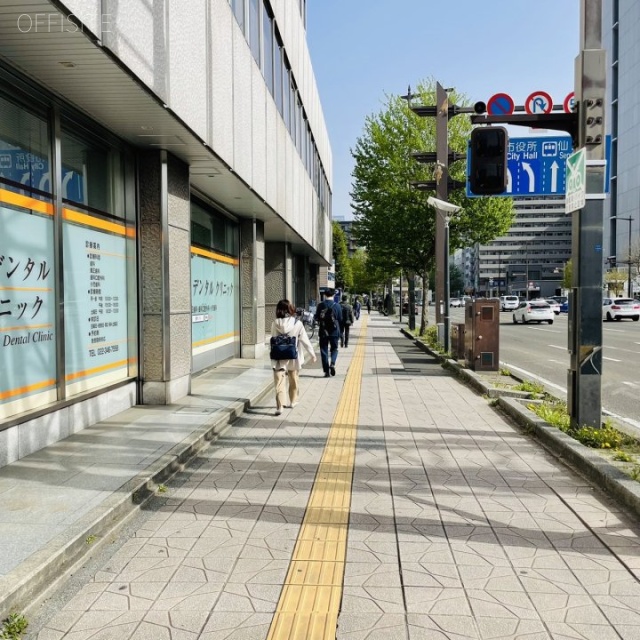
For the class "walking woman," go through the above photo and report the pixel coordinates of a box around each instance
[270,299,316,416]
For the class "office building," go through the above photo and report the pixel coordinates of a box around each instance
[0,0,331,465]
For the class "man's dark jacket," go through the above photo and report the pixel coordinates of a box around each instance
[314,299,343,338]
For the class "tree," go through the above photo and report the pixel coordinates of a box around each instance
[351,78,514,334]
[605,268,626,296]
[332,221,353,290]
[349,249,385,295]
[562,259,572,291]
[428,263,464,296]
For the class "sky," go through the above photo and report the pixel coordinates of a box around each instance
[306,0,580,219]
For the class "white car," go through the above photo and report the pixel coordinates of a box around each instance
[500,295,519,311]
[450,298,462,308]
[602,297,640,321]
[544,299,561,315]
[512,300,555,325]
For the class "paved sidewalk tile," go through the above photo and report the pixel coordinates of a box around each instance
[31,316,640,640]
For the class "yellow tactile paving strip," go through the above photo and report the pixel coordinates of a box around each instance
[267,316,368,640]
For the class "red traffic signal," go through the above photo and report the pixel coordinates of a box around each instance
[468,127,509,195]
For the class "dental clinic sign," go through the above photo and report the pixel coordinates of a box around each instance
[565,148,586,214]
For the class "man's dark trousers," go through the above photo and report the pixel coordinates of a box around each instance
[319,335,339,373]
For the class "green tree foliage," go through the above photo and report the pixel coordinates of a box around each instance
[562,259,572,290]
[351,78,514,330]
[428,264,465,296]
[349,249,385,294]
[332,221,353,290]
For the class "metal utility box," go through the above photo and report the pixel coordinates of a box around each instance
[464,299,500,371]
[451,323,466,360]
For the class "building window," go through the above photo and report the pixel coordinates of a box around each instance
[249,0,261,65]
[274,37,283,115]
[190,199,239,370]
[262,4,274,94]
[60,125,135,397]
[232,0,245,34]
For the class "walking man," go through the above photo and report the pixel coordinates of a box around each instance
[315,289,343,377]
[339,294,355,348]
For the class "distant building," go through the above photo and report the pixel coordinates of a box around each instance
[336,219,359,257]
[475,195,571,299]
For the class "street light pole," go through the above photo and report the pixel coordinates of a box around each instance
[610,216,633,297]
[428,196,461,353]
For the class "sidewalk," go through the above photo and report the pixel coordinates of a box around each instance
[8,314,640,639]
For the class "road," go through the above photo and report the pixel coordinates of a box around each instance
[418,305,640,428]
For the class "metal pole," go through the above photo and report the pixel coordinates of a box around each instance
[627,217,632,297]
[497,250,501,297]
[568,0,606,429]
[525,242,529,301]
[399,268,403,323]
[444,218,450,352]
[435,82,448,327]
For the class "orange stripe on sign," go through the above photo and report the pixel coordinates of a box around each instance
[192,331,239,348]
[63,208,128,236]
[65,358,130,382]
[0,323,53,333]
[0,379,56,401]
[0,188,54,216]
[0,287,52,293]
[190,246,239,266]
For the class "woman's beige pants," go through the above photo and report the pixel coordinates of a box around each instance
[273,368,299,409]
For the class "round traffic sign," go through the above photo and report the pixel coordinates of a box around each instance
[524,90,553,114]
[563,91,575,113]
[486,92,515,116]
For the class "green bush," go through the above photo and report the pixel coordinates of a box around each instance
[528,401,571,432]
[1,613,28,640]
[515,380,545,397]
[573,424,624,449]
[423,325,440,349]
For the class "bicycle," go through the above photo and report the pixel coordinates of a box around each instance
[296,307,316,340]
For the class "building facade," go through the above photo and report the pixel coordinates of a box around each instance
[0,0,332,466]
[604,0,640,296]
[476,195,571,299]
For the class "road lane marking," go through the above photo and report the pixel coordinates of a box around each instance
[603,356,621,362]
[623,381,640,388]
[548,345,566,350]
[503,363,640,433]
[267,317,367,639]
[605,346,640,355]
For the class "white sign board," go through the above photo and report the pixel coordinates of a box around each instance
[565,148,586,213]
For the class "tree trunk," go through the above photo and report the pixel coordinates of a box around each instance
[419,269,428,335]
[407,270,416,331]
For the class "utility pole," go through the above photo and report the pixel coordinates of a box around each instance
[435,83,448,334]
[568,0,607,429]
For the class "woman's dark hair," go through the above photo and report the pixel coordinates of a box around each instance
[276,299,295,318]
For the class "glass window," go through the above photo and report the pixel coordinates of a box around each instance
[61,130,125,217]
[61,125,133,396]
[190,199,239,369]
[283,64,291,130]
[232,0,245,34]
[274,40,283,114]
[0,94,51,196]
[249,0,261,65]
[262,5,274,94]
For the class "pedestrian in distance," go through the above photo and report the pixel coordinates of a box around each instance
[270,299,316,416]
[353,296,361,321]
[314,288,343,377]
[339,294,355,348]
[366,297,372,314]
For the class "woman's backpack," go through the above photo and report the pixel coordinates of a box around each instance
[269,322,298,360]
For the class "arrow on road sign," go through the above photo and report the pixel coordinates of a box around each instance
[522,162,535,192]
[550,161,559,192]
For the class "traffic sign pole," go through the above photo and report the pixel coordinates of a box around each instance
[568,0,606,430]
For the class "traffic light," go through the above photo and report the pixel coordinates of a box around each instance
[468,126,508,195]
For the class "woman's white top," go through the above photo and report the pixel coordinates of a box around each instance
[270,316,316,371]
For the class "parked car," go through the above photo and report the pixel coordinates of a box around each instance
[499,295,519,312]
[560,300,569,313]
[450,298,462,308]
[545,299,561,315]
[512,300,555,324]
[602,297,640,321]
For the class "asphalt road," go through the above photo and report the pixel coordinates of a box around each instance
[412,306,640,429]
[443,306,640,428]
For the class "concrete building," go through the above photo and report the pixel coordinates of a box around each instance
[0,0,331,465]
[476,195,571,299]
[604,0,640,296]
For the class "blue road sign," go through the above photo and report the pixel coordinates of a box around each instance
[466,135,611,198]
[487,92,514,116]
